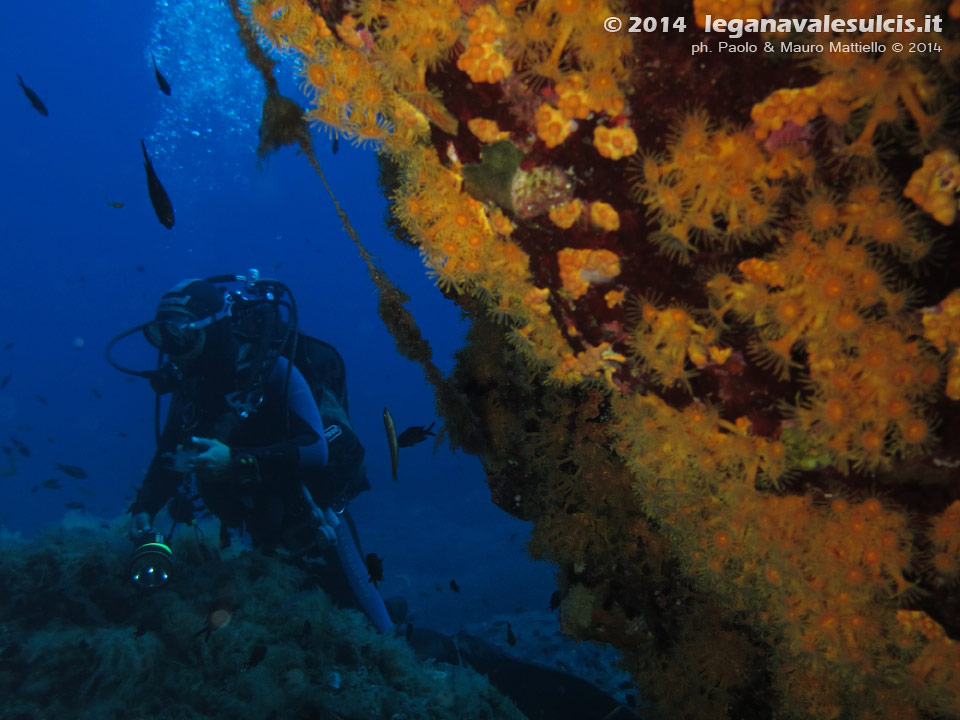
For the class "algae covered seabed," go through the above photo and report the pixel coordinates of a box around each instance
[0,523,527,720]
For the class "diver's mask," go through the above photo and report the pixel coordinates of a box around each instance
[143,284,235,361]
[129,530,173,589]
[106,271,296,399]
[105,278,234,385]
[142,308,225,361]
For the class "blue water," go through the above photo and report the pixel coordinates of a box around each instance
[1,0,554,632]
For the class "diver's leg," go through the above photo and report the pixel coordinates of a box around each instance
[332,509,394,633]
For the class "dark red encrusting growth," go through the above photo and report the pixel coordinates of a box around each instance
[419,2,822,387]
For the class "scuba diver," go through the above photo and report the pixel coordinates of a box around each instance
[107,270,634,718]
[107,271,395,633]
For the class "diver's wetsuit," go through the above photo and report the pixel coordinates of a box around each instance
[130,357,327,546]
[129,355,393,632]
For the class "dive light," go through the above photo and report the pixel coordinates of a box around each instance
[130,531,173,589]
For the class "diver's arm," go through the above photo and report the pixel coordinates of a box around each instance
[229,357,329,476]
[128,398,186,519]
[128,456,183,518]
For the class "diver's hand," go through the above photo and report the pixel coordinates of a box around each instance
[189,437,230,473]
[313,506,340,546]
[164,437,231,475]
[300,482,339,546]
[129,512,152,542]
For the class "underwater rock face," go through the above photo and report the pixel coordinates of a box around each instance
[0,526,525,720]
[243,1,960,718]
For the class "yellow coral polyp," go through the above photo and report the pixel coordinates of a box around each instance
[468,118,510,144]
[904,149,960,225]
[352,117,391,147]
[922,289,960,400]
[549,199,582,229]
[584,70,626,116]
[557,248,621,299]
[589,201,620,231]
[457,4,512,84]
[593,126,638,161]
[714,228,938,469]
[555,72,626,120]
[751,82,846,140]
[556,75,591,120]
[523,286,552,316]
[639,120,798,260]
[551,341,624,386]
[490,210,515,237]
[605,290,625,308]
[387,97,430,152]
[536,104,576,149]
[629,303,726,389]
[336,15,366,49]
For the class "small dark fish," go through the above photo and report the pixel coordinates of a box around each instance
[3,343,12,350]
[35,394,47,405]
[365,553,384,588]
[331,135,339,154]
[449,579,460,593]
[78,487,95,496]
[106,201,124,209]
[135,265,146,273]
[91,388,102,398]
[56,463,88,479]
[244,644,267,671]
[17,75,48,116]
[141,139,175,229]
[383,408,399,481]
[11,438,30,457]
[1,446,11,456]
[405,622,414,642]
[396,422,436,448]
[506,622,516,647]
[134,622,148,638]
[65,501,86,510]
[0,374,10,389]
[549,590,562,611]
[152,54,171,95]
[117,431,128,438]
